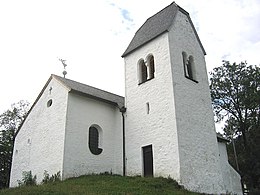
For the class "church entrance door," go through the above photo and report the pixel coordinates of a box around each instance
[142,145,153,177]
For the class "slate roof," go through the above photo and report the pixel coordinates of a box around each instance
[122,2,206,57]
[53,74,124,108]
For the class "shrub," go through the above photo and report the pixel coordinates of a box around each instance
[42,171,61,184]
[17,171,37,186]
[41,170,50,184]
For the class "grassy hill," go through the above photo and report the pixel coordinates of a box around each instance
[0,174,199,195]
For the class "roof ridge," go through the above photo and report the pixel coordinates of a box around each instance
[135,2,177,33]
[52,74,124,98]
[144,2,177,24]
[122,2,179,57]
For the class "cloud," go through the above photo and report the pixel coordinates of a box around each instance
[106,1,134,32]
[120,8,133,22]
[0,0,259,114]
[184,0,260,69]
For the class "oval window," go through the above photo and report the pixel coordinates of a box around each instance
[47,99,53,107]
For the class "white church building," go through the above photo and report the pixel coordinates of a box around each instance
[10,2,242,194]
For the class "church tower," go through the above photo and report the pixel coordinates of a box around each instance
[122,2,225,194]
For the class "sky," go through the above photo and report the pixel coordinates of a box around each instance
[0,0,259,124]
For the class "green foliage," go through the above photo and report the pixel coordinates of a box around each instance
[17,171,37,186]
[209,61,260,189]
[42,171,61,184]
[249,188,260,195]
[227,125,260,190]
[0,175,197,195]
[0,100,30,189]
[210,61,259,139]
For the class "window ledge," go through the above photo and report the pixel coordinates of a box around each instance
[185,76,198,83]
[138,77,154,85]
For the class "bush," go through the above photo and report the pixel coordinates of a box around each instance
[17,171,37,186]
[42,171,61,184]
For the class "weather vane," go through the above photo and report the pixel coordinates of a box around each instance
[59,58,67,78]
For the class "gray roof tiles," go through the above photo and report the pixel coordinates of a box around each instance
[53,74,124,108]
[122,2,206,57]
[122,3,178,57]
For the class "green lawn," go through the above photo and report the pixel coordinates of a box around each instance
[0,174,199,195]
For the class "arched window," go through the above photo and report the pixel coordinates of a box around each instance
[187,56,194,79]
[138,55,155,84]
[138,59,147,84]
[147,55,155,80]
[182,51,187,69]
[182,52,197,82]
[88,125,103,155]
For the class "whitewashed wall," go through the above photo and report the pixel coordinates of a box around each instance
[124,9,242,195]
[62,93,123,179]
[218,142,243,195]
[124,33,181,181]
[10,77,68,187]
[168,11,226,194]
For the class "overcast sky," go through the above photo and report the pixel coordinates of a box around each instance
[0,0,259,118]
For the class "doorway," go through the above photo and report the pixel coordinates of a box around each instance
[142,145,153,177]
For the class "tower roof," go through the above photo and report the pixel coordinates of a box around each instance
[122,2,206,57]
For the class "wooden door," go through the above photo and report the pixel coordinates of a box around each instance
[143,145,153,177]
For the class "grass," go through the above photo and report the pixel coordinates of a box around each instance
[0,174,200,195]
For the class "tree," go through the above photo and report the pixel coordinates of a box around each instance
[0,100,30,189]
[209,61,260,189]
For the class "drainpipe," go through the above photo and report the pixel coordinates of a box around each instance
[119,106,126,176]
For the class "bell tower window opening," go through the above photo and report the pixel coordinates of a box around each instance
[182,52,198,83]
[187,56,195,79]
[138,54,155,85]
[147,55,155,80]
[138,59,147,84]
[182,51,188,72]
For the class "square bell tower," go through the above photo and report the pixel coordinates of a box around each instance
[122,2,226,194]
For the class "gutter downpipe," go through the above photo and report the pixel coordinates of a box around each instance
[119,106,127,176]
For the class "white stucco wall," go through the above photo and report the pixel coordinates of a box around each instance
[62,93,123,179]
[218,142,243,195]
[124,33,180,180]
[168,11,226,194]
[10,77,68,187]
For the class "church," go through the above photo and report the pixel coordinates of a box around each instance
[10,2,242,194]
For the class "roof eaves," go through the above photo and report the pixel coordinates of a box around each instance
[53,74,124,108]
[69,89,121,107]
[122,30,169,57]
[217,134,229,143]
